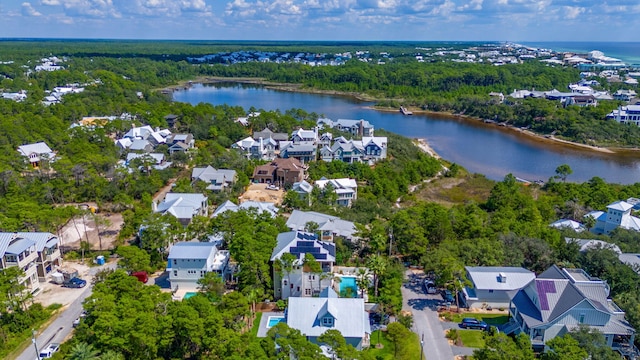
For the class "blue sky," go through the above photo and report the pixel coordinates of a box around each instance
[1,0,639,41]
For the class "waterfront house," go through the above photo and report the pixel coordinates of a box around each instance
[191,166,237,191]
[504,265,636,355]
[607,105,640,125]
[286,288,371,350]
[167,241,229,292]
[153,193,208,226]
[461,267,535,309]
[585,200,640,235]
[362,137,388,163]
[17,142,56,168]
[317,118,374,137]
[291,128,318,144]
[271,231,335,299]
[285,210,358,243]
[320,139,365,164]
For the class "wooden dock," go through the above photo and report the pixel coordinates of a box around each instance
[400,106,413,115]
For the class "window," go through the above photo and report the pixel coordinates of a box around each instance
[173,270,177,276]
[322,316,334,327]
[579,313,585,324]
[305,288,311,296]
[489,290,494,293]
[173,259,177,265]
[283,280,288,286]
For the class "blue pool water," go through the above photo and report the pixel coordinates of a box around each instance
[184,292,198,300]
[267,316,285,328]
[339,276,358,298]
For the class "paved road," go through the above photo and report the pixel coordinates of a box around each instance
[402,270,456,360]
[16,263,115,360]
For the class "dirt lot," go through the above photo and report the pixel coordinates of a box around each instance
[36,261,92,307]
[59,211,124,251]
[238,183,286,205]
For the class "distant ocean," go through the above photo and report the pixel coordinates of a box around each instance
[521,41,640,66]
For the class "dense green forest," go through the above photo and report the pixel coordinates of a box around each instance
[2,41,640,359]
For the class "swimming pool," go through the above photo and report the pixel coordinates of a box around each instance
[184,292,198,300]
[339,276,358,298]
[267,316,286,328]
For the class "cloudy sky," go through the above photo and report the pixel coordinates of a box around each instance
[1,0,638,41]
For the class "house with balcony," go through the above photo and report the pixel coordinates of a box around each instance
[314,177,358,207]
[166,133,195,154]
[279,141,317,163]
[11,232,63,282]
[166,241,230,292]
[320,139,364,164]
[362,137,388,163]
[291,128,318,144]
[17,142,56,168]
[504,265,636,355]
[0,233,41,294]
[607,105,640,126]
[286,287,371,350]
[252,158,306,187]
[153,193,208,226]
[232,136,278,160]
[271,231,335,299]
[317,118,374,137]
[585,200,640,235]
[285,210,358,243]
[613,89,637,102]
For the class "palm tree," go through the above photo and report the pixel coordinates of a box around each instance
[100,350,124,360]
[367,255,388,298]
[68,342,100,360]
[275,253,296,298]
[355,268,370,298]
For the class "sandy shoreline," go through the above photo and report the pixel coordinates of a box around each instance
[164,77,639,155]
[414,139,441,159]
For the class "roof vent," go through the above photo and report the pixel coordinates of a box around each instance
[498,272,507,283]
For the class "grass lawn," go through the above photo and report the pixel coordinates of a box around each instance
[249,312,263,337]
[457,329,486,348]
[366,329,423,360]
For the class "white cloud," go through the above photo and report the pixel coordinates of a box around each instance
[564,5,584,19]
[41,0,61,5]
[22,2,42,16]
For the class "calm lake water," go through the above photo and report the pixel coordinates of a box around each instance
[173,83,640,184]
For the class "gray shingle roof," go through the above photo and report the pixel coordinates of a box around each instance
[286,210,357,240]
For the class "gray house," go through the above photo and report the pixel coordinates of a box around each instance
[504,265,636,355]
[461,266,535,309]
[286,287,371,350]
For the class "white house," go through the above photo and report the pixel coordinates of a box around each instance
[549,219,586,232]
[153,193,208,226]
[17,142,56,168]
[314,178,358,207]
[461,266,535,309]
[211,200,278,218]
[286,288,371,350]
[271,231,335,299]
[166,242,229,291]
[607,105,640,126]
[586,200,640,235]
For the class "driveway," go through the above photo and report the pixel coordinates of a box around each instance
[15,262,116,360]
[402,270,455,360]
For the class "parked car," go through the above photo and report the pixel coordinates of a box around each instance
[442,289,455,303]
[424,280,437,294]
[63,277,87,288]
[130,271,149,283]
[460,318,489,330]
[38,343,60,359]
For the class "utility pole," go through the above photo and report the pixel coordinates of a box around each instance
[419,333,424,360]
[32,329,40,360]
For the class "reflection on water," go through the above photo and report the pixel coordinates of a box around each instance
[173,83,640,184]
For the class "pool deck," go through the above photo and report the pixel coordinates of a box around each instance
[257,311,285,337]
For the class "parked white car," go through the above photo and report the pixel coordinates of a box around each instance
[38,342,60,359]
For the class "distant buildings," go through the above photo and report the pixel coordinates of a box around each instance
[586,200,640,235]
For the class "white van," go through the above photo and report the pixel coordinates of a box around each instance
[38,343,60,359]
